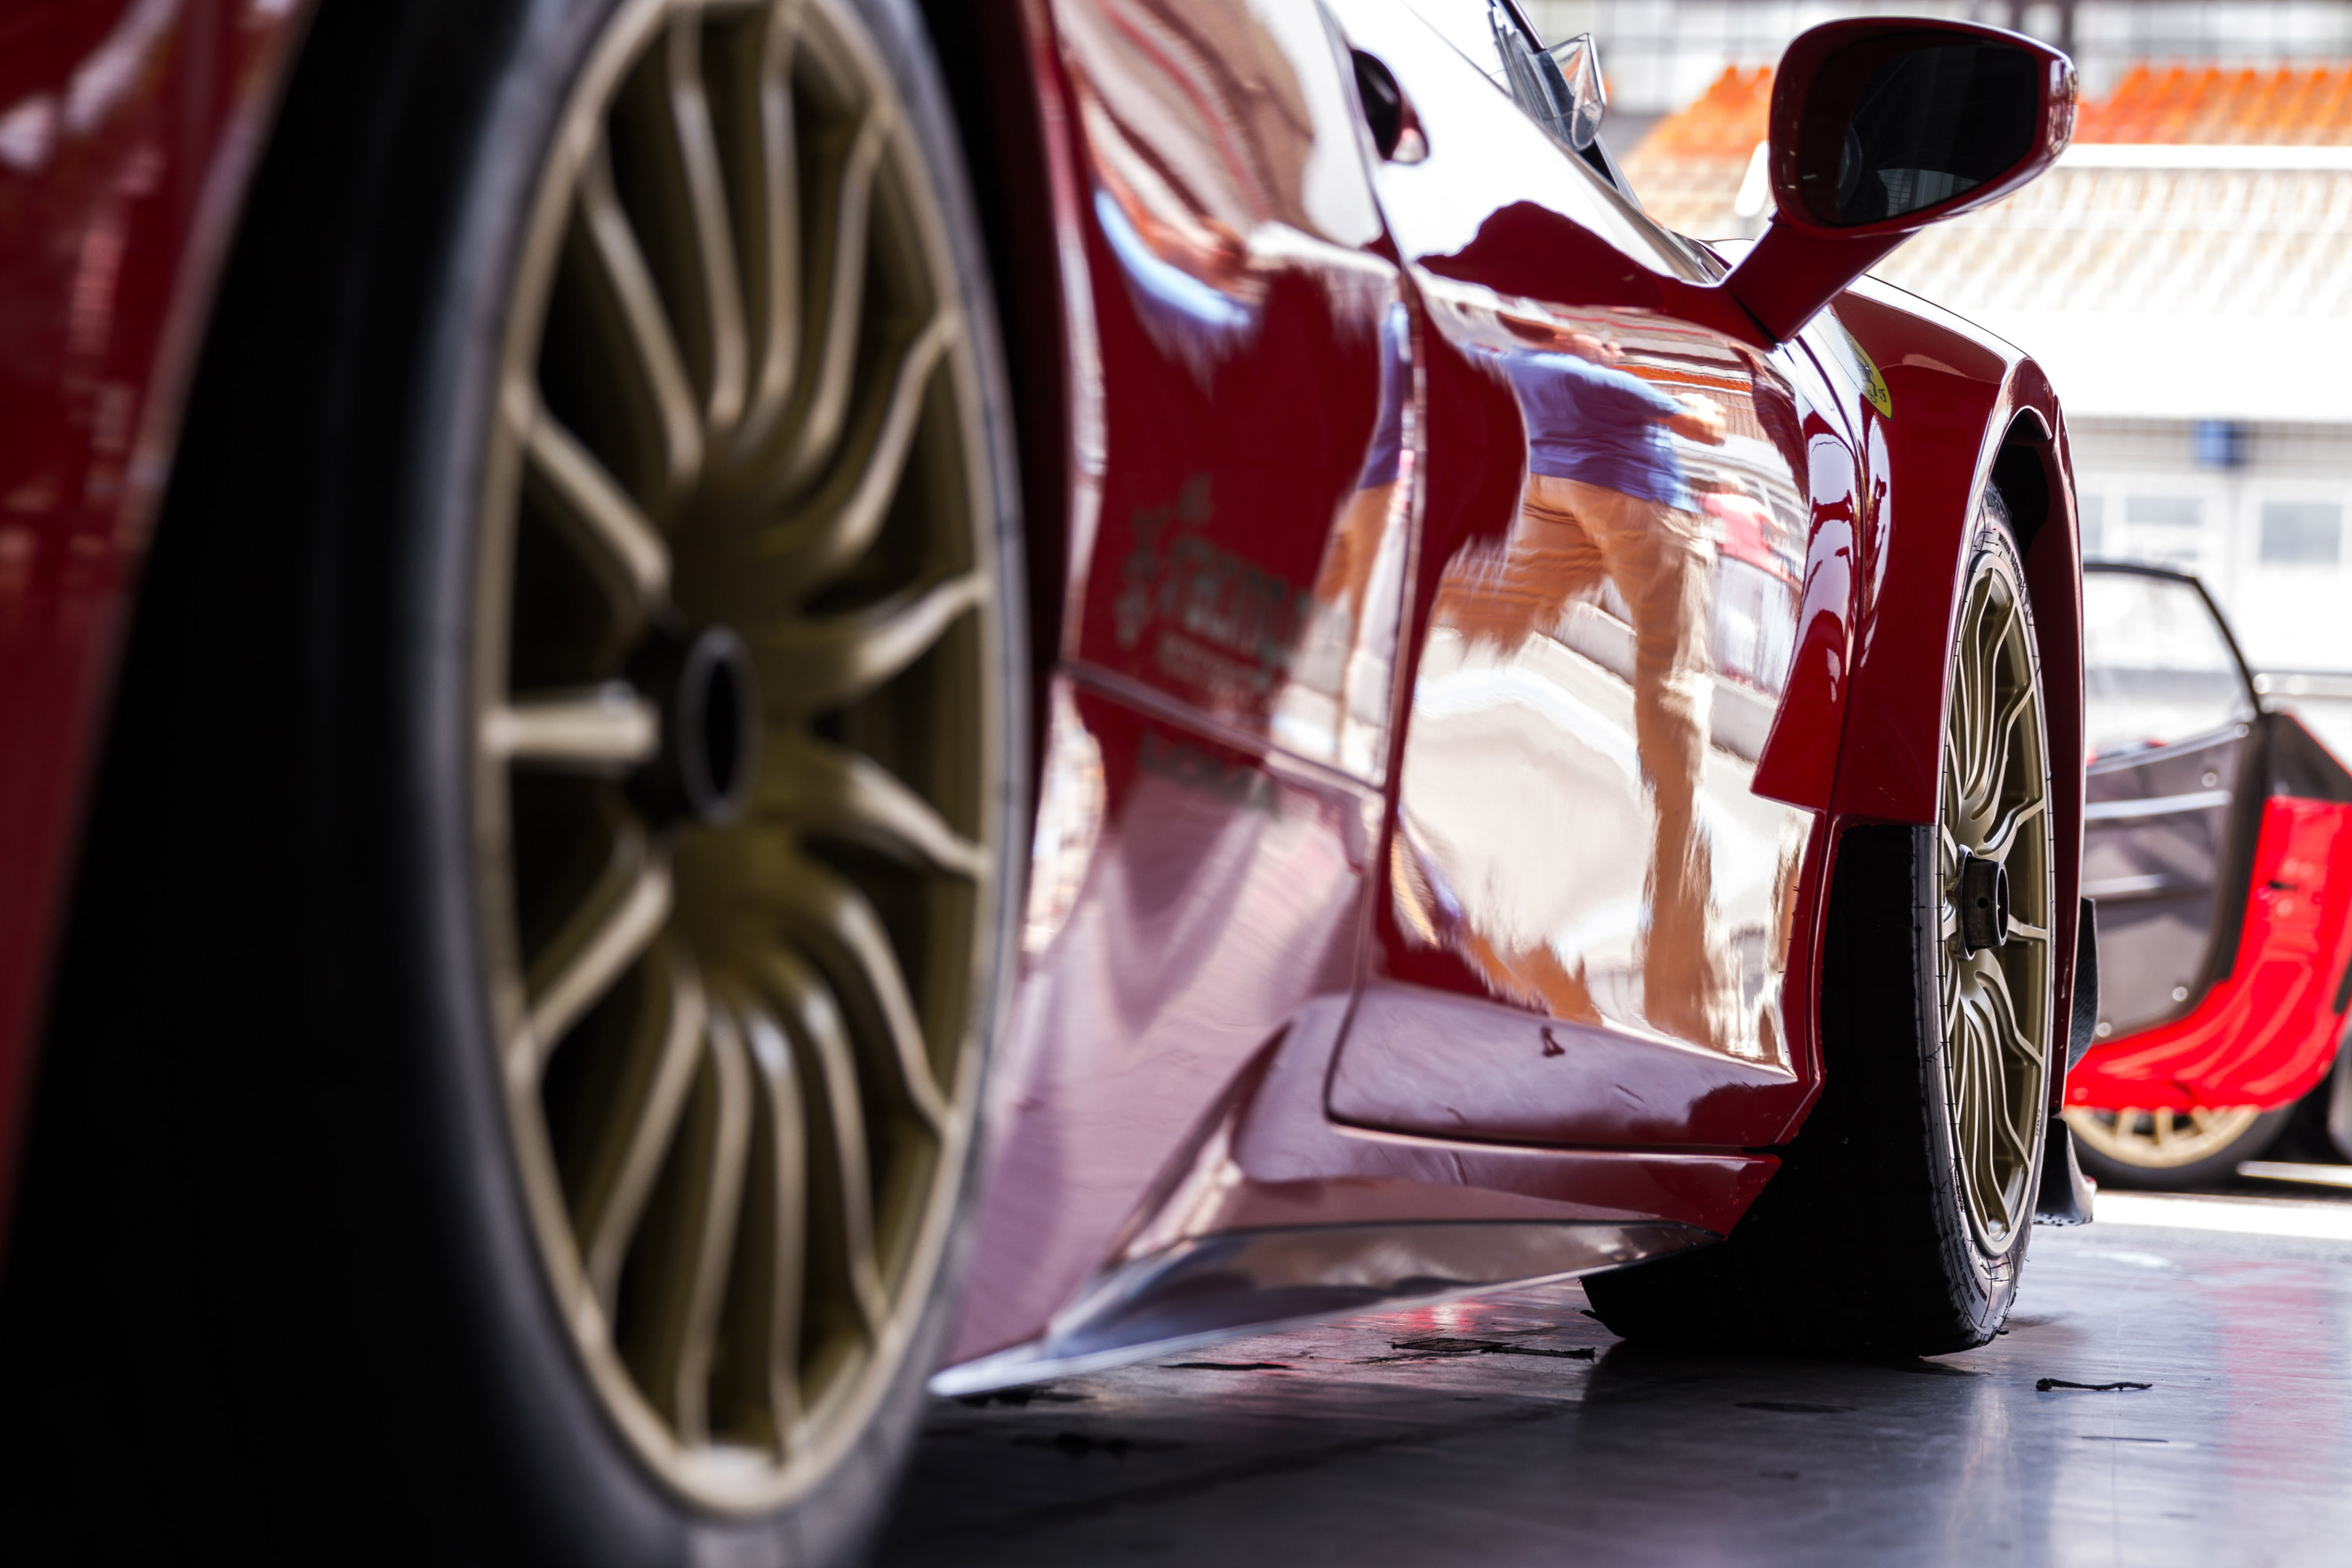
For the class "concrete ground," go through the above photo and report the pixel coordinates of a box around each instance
[875,1189,2352,1567]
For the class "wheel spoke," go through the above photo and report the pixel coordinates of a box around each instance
[1978,677,2033,822]
[748,310,958,601]
[576,945,710,1312]
[1979,796,2046,866]
[758,947,888,1340]
[522,831,673,1080]
[516,385,672,624]
[615,13,749,438]
[762,734,985,880]
[484,684,660,771]
[725,1004,811,1443]
[627,1003,754,1444]
[756,572,984,717]
[758,101,891,499]
[1979,952,2045,1069]
[1950,590,1987,803]
[737,844,949,1131]
[568,134,705,517]
[710,0,811,461]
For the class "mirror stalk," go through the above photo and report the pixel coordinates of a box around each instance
[1719,221,1907,344]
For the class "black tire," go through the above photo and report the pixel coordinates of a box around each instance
[0,1,1024,1563]
[1586,494,2053,1356]
[2067,1105,2292,1191]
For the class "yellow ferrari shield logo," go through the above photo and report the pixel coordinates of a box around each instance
[1845,328,1893,418]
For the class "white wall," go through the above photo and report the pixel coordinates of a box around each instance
[2070,419,2352,677]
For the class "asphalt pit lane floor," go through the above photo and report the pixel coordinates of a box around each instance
[877,1200,2352,1566]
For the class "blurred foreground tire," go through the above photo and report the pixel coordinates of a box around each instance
[0,1,1024,1562]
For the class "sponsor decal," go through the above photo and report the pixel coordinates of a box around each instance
[1113,472,1305,705]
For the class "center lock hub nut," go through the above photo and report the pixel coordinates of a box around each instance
[627,621,761,829]
[1958,850,2011,955]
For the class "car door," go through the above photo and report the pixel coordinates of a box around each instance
[949,0,1422,1366]
[2077,564,2265,1037]
[2069,560,2352,1125]
[1320,0,1846,1149]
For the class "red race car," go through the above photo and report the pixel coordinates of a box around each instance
[0,2,2092,1561]
[2063,561,2352,1186]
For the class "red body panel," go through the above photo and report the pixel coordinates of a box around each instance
[0,0,2087,1374]
[1828,285,2087,1093]
[2069,797,2352,1113]
[0,0,308,1228]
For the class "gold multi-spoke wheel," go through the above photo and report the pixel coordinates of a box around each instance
[2064,1101,2289,1189]
[2067,1105,2264,1167]
[473,0,1009,1512]
[1935,528,2056,1250]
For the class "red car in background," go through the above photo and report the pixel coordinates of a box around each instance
[2064,561,2352,1186]
[0,2,2092,1563]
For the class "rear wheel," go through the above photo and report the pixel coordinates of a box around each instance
[0,0,1022,1560]
[1585,491,2056,1354]
[2066,1105,2288,1190]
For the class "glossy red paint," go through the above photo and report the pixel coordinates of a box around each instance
[2069,797,2352,1114]
[0,0,2090,1385]
[1052,0,1406,783]
[1334,0,1825,1156]
[950,677,1374,1364]
[0,0,310,1232]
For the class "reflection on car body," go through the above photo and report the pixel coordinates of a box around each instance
[1403,309,1810,1060]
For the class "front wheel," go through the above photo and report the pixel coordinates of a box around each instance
[1586,490,2057,1354]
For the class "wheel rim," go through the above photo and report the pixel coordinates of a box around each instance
[470,0,1002,1513]
[2063,1105,2264,1169]
[1937,538,2054,1250]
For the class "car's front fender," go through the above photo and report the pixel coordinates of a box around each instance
[1825,278,2086,1098]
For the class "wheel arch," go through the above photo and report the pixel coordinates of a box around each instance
[913,0,1083,798]
[1828,286,2086,1102]
[0,0,318,1256]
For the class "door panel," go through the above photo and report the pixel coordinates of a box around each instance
[2079,565,2263,1039]
[1050,0,1412,784]
[2085,726,2251,1036]
[1326,0,1836,1147]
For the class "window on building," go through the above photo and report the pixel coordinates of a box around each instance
[2078,493,2105,558]
[2259,500,2342,566]
[2123,494,2204,568]
[2125,495,2201,528]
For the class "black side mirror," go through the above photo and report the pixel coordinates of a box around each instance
[1719,20,2075,341]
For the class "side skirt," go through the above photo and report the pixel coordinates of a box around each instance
[929,1218,1713,1396]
